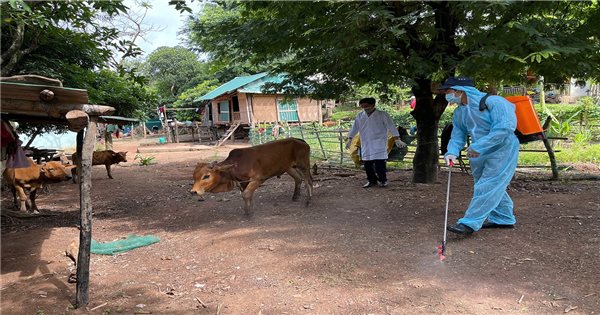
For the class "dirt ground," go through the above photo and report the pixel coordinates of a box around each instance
[1,138,599,315]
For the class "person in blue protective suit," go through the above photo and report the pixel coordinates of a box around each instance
[439,77,520,235]
[346,97,406,188]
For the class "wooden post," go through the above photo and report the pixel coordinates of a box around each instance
[338,130,344,166]
[75,118,97,308]
[174,118,179,143]
[314,128,327,160]
[542,138,559,179]
[142,122,147,139]
[104,128,112,150]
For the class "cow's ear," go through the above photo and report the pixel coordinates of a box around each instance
[217,163,236,171]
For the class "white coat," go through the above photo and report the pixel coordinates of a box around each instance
[348,109,399,160]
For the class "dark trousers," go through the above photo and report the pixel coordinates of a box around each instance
[364,159,387,184]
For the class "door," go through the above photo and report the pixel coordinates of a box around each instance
[218,101,230,122]
[277,99,299,122]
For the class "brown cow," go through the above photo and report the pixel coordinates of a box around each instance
[71,150,127,182]
[2,158,72,213]
[191,138,313,216]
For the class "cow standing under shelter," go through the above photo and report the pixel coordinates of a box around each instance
[191,138,313,215]
[2,158,72,213]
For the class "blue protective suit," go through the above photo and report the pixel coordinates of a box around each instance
[444,86,520,231]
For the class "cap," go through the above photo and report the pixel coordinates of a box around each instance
[438,77,475,90]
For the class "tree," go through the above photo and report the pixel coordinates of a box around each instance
[1,0,128,76]
[1,0,157,134]
[187,1,600,183]
[141,46,209,105]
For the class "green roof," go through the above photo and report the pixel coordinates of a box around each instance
[98,116,139,124]
[237,73,288,93]
[197,73,268,101]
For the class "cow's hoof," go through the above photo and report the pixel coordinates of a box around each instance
[68,273,77,283]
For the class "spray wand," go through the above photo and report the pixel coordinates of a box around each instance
[438,160,454,261]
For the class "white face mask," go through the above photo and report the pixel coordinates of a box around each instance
[364,107,376,114]
[445,92,463,105]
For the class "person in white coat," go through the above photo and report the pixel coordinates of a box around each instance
[346,97,406,188]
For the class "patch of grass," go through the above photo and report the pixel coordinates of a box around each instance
[519,142,600,165]
[134,154,156,166]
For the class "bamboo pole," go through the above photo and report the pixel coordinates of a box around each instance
[75,118,97,308]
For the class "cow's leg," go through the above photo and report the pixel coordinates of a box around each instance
[11,186,19,209]
[296,165,313,206]
[105,164,113,179]
[14,186,28,212]
[286,168,303,201]
[30,188,40,214]
[242,180,262,216]
[71,166,77,183]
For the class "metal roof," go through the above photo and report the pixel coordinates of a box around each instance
[237,73,288,93]
[98,116,139,125]
[197,72,268,101]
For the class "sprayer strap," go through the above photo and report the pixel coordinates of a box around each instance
[479,93,491,111]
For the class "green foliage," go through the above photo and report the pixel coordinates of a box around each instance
[141,46,211,105]
[541,99,600,141]
[76,69,157,119]
[134,154,156,166]
[331,104,361,122]
[188,1,600,99]
[331,104,455,129]
[172,79,220,121]
[1,0,128,76]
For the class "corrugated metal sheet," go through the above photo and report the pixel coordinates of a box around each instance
[98,116,139,123]
[197,73,268,101]
[237,73,288,93]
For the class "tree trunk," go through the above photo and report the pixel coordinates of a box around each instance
[410,78,448,183]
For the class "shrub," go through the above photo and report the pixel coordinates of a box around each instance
[134,154,156,166]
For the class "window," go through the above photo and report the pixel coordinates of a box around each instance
[277,99,299,122]
[218,101,230,121]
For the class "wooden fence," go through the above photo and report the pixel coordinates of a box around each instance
[249,123,562,178]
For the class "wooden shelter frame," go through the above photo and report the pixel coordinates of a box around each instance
[1,75,115,308]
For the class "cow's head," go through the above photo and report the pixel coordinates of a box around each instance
[113,151,127,163]
[40,161,72,182]
[190,161,236,195]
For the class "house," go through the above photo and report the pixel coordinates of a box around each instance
[197,73,325,129]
